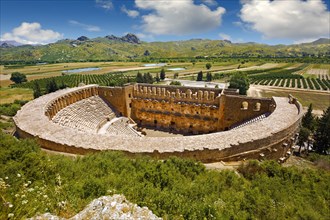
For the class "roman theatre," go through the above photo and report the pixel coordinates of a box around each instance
[14,84,303,162]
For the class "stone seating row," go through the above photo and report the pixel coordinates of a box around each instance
[52,96,115,133]
[231,113,268,130]
[106,118,141,137]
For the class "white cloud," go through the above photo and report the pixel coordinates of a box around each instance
[96,0,113,10]
[121,5,140,18]
[135,0,226,35]
[202,0,218,6]
[219,33,231,41]
[69,20,101,32]
[240,0,330,41]
[0,22,62,45]
[136,32,154,41]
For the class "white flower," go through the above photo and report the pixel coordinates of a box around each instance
[15,194,19,197]
[22,200,28,204]
[43,195,48,198]
[9,203,13,208]
[5,176,9,180]
[17,173,21,178]
[8,213,14,218]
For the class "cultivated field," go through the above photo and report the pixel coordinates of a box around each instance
[1,61,329,111]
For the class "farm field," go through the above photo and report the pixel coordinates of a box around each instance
[0,61,265,87]
[0,88,33,104]
[249,85,330,111]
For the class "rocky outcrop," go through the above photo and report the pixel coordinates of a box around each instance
[105,33,140,44]
[29,195,161,220]
[0,42,14,48]
[77,36,89,41]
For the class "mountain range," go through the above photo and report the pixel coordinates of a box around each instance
[0,34,329,62]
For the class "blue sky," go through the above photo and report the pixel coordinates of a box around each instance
[1,0,329,45]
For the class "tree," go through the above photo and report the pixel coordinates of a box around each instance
[136,72,144,83]
[205,63,212,70]
[33,81,42,98]
[197,71,203,81]
[160,68,166,80]
[45,79,58,93]
[170,81,182,86]
[10,72,27,84]
[302,104,316,131]
[206,72,212,82]
[313,106,330,154]
[297,127,311,153]
[155,73,160,83]
[228,72,250,95]
[143,72,154,84]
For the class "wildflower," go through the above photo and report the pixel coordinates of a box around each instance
[27,180,31,184]
[27,188,34,192]
[15,194,19,197]
[43,195,48,198]
[22,200,28,204]
[8,213,14,218]
[9,203,13,208]
[17,173,21,178]
[5,176,9,180]
[21,194,26,198]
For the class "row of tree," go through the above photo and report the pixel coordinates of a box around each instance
[298,104,330,155]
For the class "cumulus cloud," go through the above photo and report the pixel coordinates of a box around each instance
[96,0,113,10]
[69,20,101,32]
[121,5,139,18]
[136,32,154,41]
[202,0,218,6]
[1,22,62,45]
[135,0,226,35]
[240,0,330,41]
[219,33,231,41]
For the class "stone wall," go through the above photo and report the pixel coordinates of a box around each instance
[98,85,134,117]
[221,95,275,130]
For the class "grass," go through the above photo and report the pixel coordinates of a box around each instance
[259,89,330,110]
[0,88,33,104]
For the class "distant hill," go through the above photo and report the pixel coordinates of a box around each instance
[0,40,23,47]
[310,38,330,45]
[0,35,329,62]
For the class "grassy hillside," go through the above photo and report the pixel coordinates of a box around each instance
[1,36,329,62]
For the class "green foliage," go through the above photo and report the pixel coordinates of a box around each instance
[10,72,27,84]
[205,63,212,70]
[32,81,42,98]
[206,72,212,82]
[196,71,203,81]
[298,127,311,152]
[169,81,182,86]
[313,106,330,154]
[0,132,330,219]
[302,104,316,131]
[0,100,27,116]
[155,73,160,83]
[45,79,59,94]
[229,72,250,95]
[136,72,154,84]
[160,68,166,80]
[12,73,133,91]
